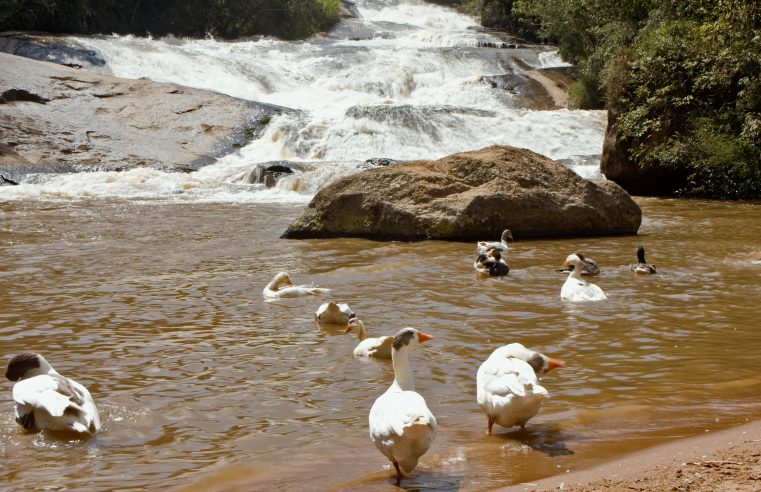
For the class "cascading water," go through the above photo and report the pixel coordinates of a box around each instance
[0,0,605,202]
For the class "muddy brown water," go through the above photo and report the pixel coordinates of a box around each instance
[1,197,760,491]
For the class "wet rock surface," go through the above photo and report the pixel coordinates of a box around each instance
[282,145,642,241]
[0,51,284,182]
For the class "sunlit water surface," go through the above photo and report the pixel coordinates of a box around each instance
[1,197,760,491]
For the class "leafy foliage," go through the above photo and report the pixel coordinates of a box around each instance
[0,0,340,39]
[448,0,761,198]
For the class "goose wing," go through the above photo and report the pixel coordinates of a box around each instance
[478,357,548,410]
[478,357,536,399]
[338,303,355,318]
[370,390,436,438]
[13,374,85,418]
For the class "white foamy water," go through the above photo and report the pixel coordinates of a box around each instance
[1,0,604,203]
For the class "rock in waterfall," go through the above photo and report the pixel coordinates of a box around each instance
[282,145,641,240]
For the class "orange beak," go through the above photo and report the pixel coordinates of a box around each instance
[418,332,433,343]
[286,278,293,286]
[562,260,571,268]
[547,358,566,371]
[342,325,352,334]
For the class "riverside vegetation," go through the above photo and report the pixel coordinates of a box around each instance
[453,0,761,199]
[0,0,341,39]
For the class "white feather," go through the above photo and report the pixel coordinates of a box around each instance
[477,346,549,430]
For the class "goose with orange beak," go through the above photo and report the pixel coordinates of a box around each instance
[343,319,393,359]
[262,271,330,298]
[369,328,437,485]
[477,343,565,434]
[560,254,607,301]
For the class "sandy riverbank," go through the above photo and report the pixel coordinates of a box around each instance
[505,420,761,491]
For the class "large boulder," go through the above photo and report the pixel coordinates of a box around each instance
[282,145,642,240]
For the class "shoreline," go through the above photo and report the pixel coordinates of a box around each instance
[504,419,761,491]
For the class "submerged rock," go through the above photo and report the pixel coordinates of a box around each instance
[244,161,314,187]
[0,52,284,180]
[282,145,641,240]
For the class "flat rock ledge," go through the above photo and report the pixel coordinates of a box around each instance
[282,145,642,241]
[0,52,283,183]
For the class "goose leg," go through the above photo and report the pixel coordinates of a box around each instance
[393,461,402,486]
[487,416,495,435]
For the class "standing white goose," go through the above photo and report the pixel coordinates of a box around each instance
[369,328,437,485]
[476,229,513,256]
[315,301,355,325]
[560,254,607,301]
[477,343,564,434]
[630,246,657,274]
[5,353,101,434]
[262,271,330,298]
[343,319,393,359]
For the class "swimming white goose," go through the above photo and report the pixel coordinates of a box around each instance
[343,319,393,359]
[630,246,657,274]
[5,353,101,434]
[561,254,607,301]
[474,248,510,276]
[556,253,600,276]
[476,229,513,256]
[315,301,355,325]
[369,328,437,485]
[477,343,564,434]
[262,271,330,298]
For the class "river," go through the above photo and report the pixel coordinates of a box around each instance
[1,0,761,491]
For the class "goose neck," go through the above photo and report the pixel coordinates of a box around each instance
[391,347,415,391]
[355,321,368,342]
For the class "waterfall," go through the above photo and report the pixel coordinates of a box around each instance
[1,0,605,203]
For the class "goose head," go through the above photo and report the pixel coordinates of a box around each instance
[493,343,565,374]
[563,253,582,269]
[501,229,514,244]
[392,327,433,352]
[636,246,646,263]
[270,271,293,290]
[343,318,367,340]
[5,353,55,381]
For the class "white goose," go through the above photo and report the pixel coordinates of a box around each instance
[262,271,330,298]
[369,328,436,485]
[476,229,513,256]
[560,254,607,302]
[5,353,101,434]
[315,301,355,325]
[343,319,393,359]
[477,343,564,434]
[630,246,657,274]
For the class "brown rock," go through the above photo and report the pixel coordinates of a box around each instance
[282,145,641,240]
[601,110,687,195]
[0,52,282,181]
